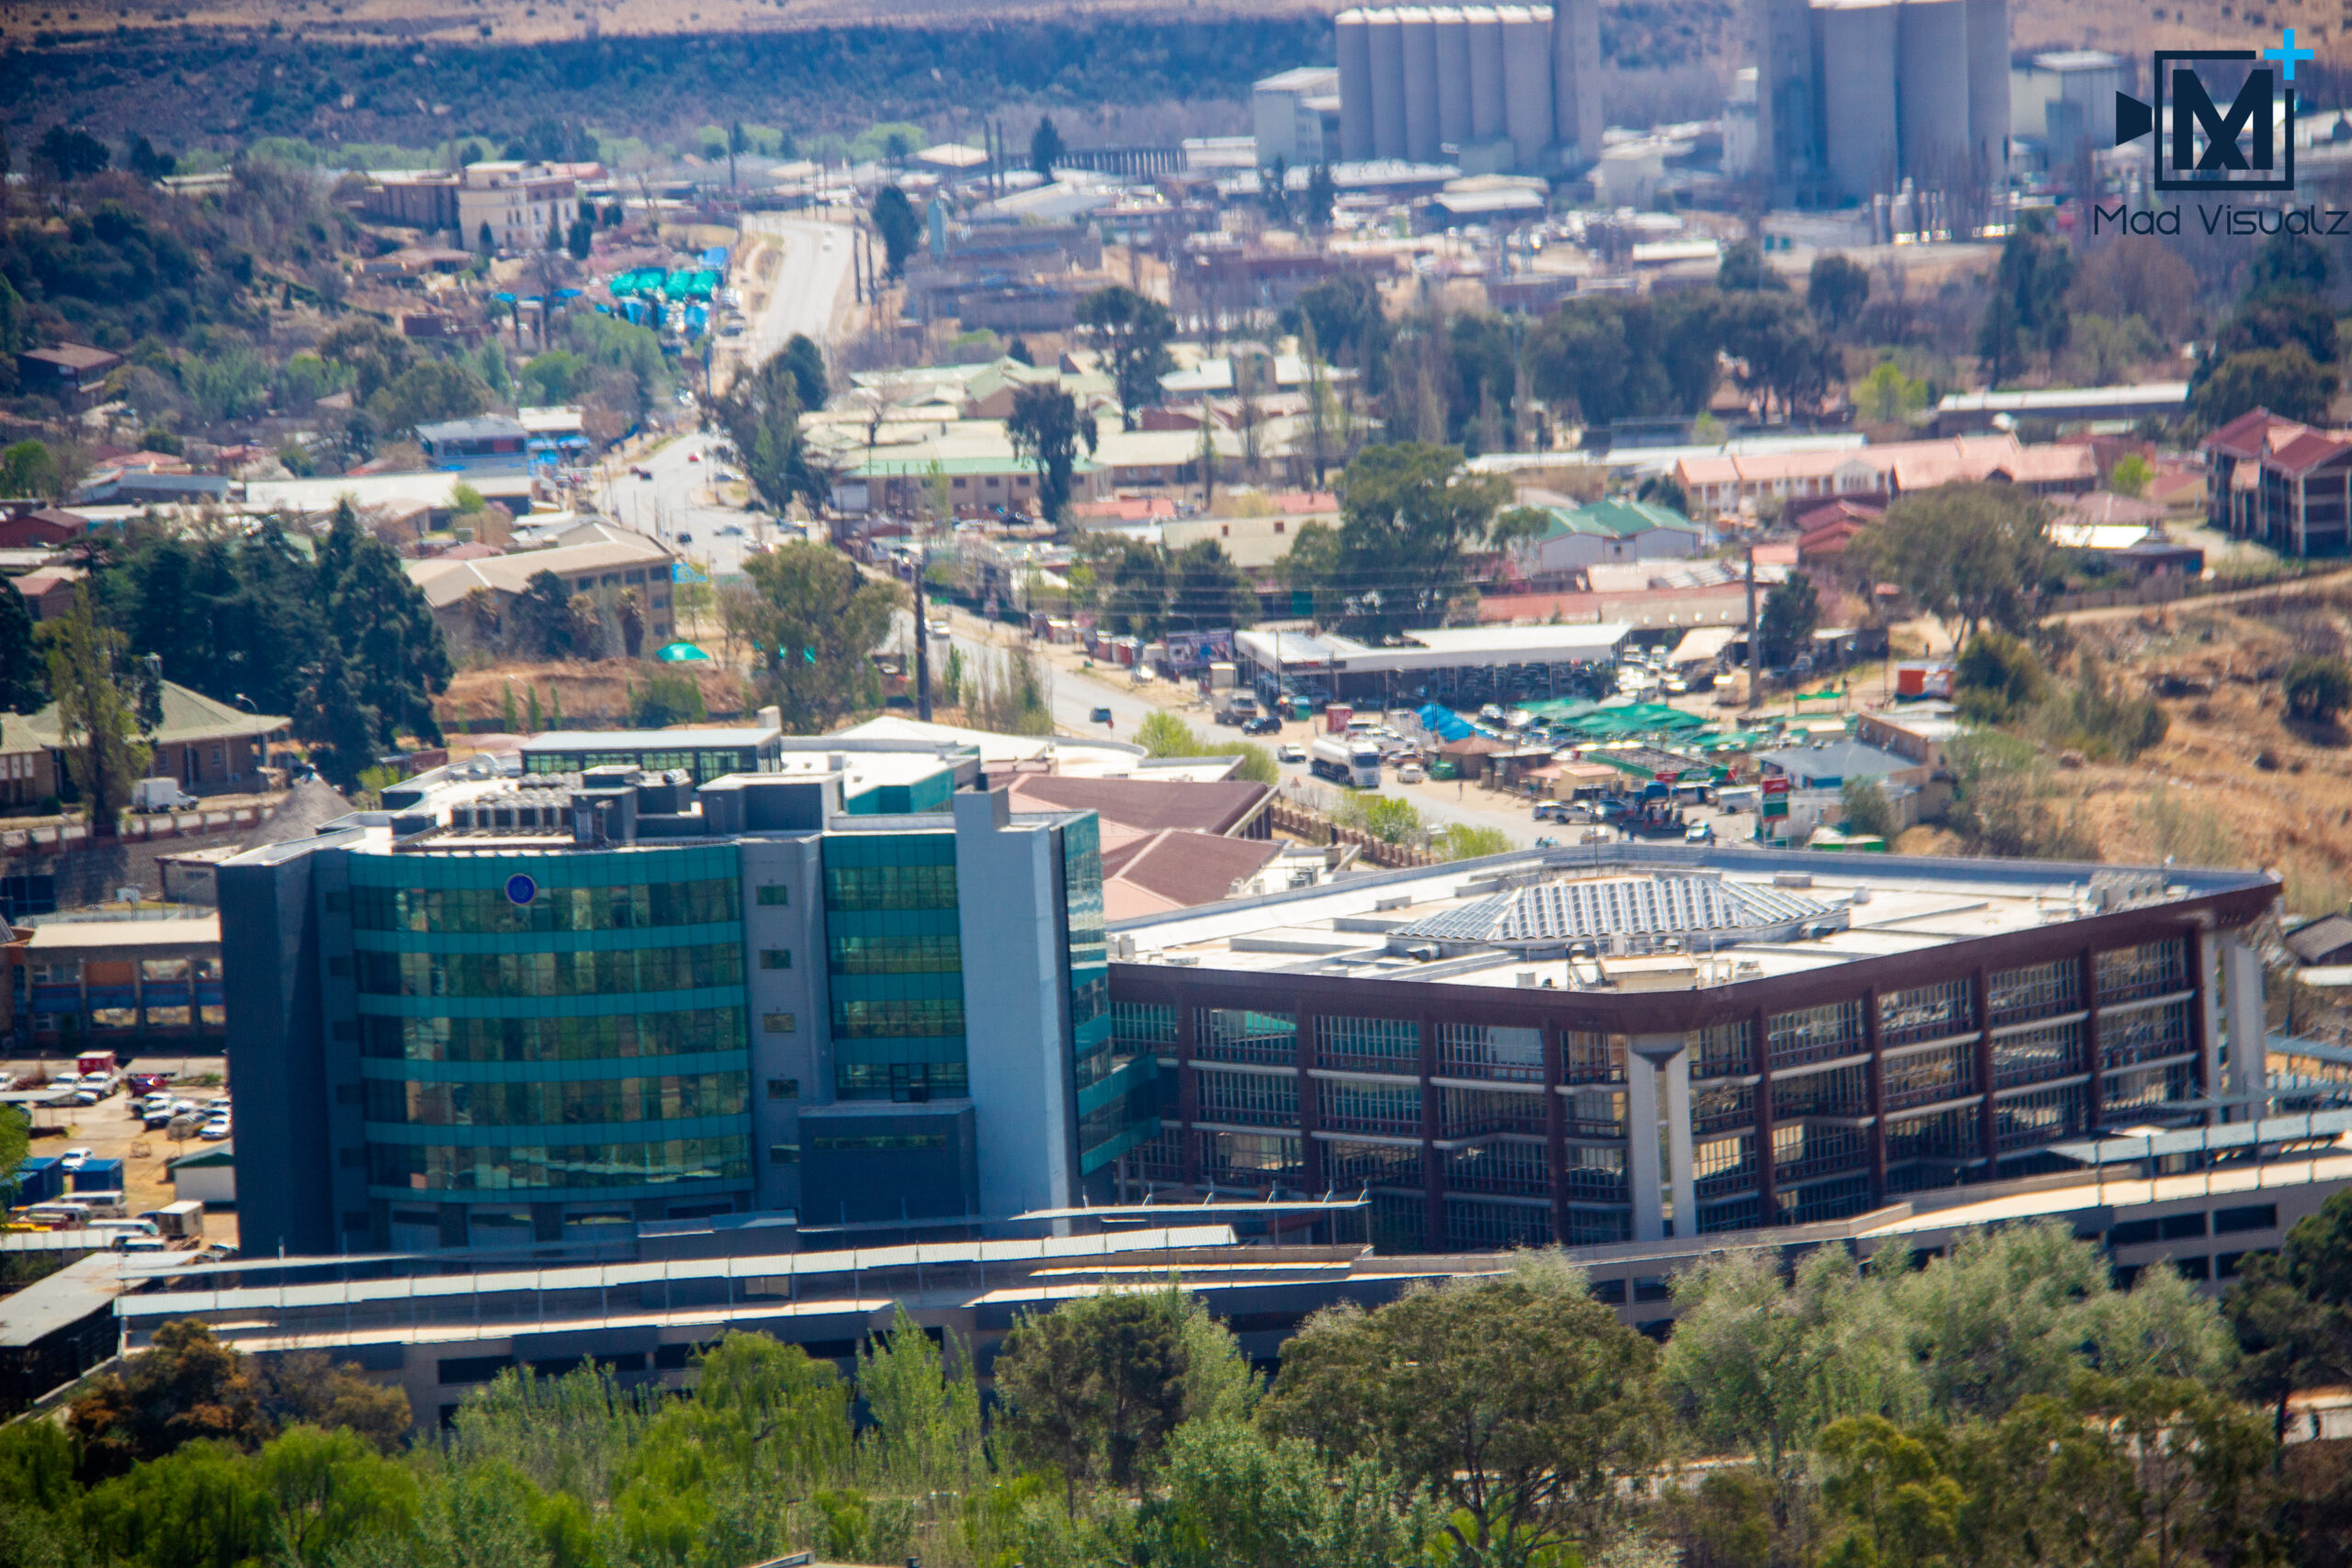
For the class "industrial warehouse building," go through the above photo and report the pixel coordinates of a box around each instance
[1233,621,1632,705]
[1105,845,2275,1249]
[1753,0,2010,202]
[1309,3,1605,175]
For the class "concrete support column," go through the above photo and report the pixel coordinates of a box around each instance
[1661,1044,1694,1239]
[2222,932,2268,1121]
[1625,1049,1664,1241]
[2196,929,2226,1123]
[1628,1032,1689,1240]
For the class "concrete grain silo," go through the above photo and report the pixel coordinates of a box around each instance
[1466,6,1508,145]
[1338,8,1376,163]
[1964,0,2010,178]
[1368,9,1408,160]
[1399,7,1442,163]
[1552,0,1603,160]
[1500,5,1555,172]
[1897,0,1970,184]
[1812,0,1898,202]
[1433,7,1474,151]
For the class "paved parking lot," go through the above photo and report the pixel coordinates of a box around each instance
[7,1060,234,1246]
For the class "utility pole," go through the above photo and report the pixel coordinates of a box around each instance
[1745,543,1762,714]
[913,545,933,722]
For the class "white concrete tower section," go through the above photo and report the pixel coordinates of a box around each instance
[1368,9,1409,161]
[1814,0,1898,202]
[1964,0,2011,179]
[1501,6,1555,172]
[1896,0,1970,185]
[1466,6,1509,144]
[1433,7,1474,151]
[1552,0,1604,161]
[1338,9,1377,163]
[1399,7,1442,163]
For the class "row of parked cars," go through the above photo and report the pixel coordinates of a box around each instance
[130,1090,231,1139]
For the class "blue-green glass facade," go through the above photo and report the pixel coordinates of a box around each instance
[348,846,754,1203]
[1064,815,1158,1174]
[821,831,968,1100]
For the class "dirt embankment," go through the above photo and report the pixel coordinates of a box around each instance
[2049,592,2352,917]
[437,659,751,733]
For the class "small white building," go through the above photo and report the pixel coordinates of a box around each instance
[168,1142,235,1206]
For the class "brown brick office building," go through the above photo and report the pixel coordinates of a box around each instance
[1105,847,2278,1252]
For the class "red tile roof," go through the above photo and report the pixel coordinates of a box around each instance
[2266,431,2352,475]
[1004,773,1271,837]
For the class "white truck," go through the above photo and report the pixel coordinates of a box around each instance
[131,778,198,812]
[1214,689,1262,727]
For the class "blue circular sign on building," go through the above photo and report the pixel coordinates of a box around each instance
[504,873,538,907]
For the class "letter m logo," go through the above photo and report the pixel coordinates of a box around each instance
[2169,62,2274,175]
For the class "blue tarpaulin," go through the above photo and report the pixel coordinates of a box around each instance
[1417,703,1475,742]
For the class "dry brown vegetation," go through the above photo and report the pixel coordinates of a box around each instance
[2032,591,2352,916]
[438,657,751,731]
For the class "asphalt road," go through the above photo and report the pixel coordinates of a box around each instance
[737,213,858,367]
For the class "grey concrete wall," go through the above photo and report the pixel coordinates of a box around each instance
[739,835,830,1214]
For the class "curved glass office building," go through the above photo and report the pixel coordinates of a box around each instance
[347,846,754,1240]
[220,750,1147,1256]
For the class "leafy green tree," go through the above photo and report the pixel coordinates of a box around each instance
[781,333,829,412]
[871,186,921,278]
[2109,452,2151,496]
[1135,709,1201,758]
[1099,538,1170,637]
[1031,115,1067,178]
[1436,822,1511,859]
[1975,217,2074,385]
[566,218,593,260]
[368,359,492,436]
[1265,1253,1665,1565]
[1816,1416,1964,1568]
[1283,275,1393,397]
[738,542,902,732]
[0,574,44,713]
[1716,237,1785,291]
[76,1438,273,1567]
[313,501,451,750]
[1312,443,1513,640]
[628,671,707,728]
[1169,539,1256,631]
[1953,630,2044,723]
[1758,572,1819,665]
[1077,285,1176,429]
[1840,776,1896,840]
[1860,483,2049,646]
[41,584,150,833]
[2284,654,2352,726]
[254,1425,420,1568]
[1151,1418,1438,1568]
[68,1319,269,1480]
[1719,292,1840,419]
[1006,381,1096,525]
[1,439,59,500]
[1527,293,1722,429]
[712,352,828,513]
[317,322,418,403]
[856,1304,983,1496]
[993,1286,1254,1506]
[1808,253,1871,331]
[2192,346,2335,428]
[2228,1187,2352,1442]
[1665,1247,1917,1526]
[32,125,110,181]
[2245,227,2332,299]
[1303,163,1338,231]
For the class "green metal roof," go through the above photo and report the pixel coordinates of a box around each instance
[1540,498,1701,540]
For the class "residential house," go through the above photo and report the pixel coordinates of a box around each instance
[454,162,581,254]
[415,414,532,474]
[1674,434,2098,517]
[2202,408,2352,558]
[0,509,85,549]
[16,344,122,411]
[1518,498,1704,580]
[403,522,676,653]
[9,681,288,800]
[9,565,84,624]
